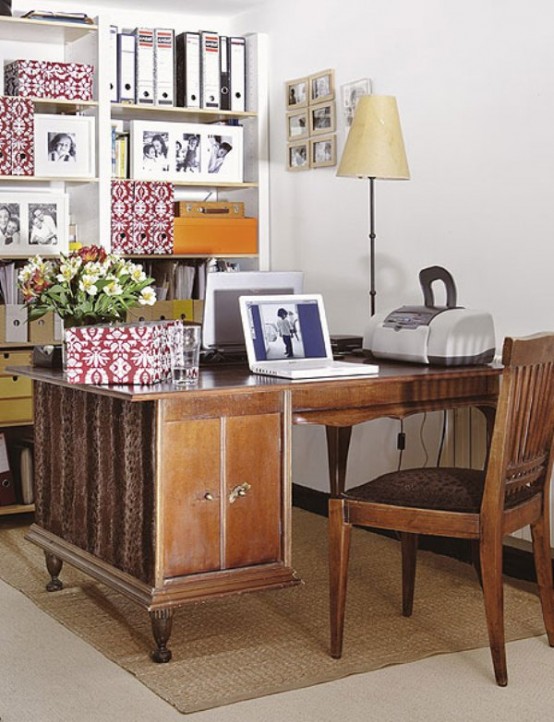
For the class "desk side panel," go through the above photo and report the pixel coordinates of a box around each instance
[33,382,156,585]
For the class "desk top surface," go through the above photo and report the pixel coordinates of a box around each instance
[10,358,502,403]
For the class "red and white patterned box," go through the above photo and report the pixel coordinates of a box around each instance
[0,97,12,175]
[5,60,94,101]
[64,320,178,386]
[10,98,34,176]
[133,181,174,254]
[111,180,174,254]
[0,97,34,175]
[111,180,135,253]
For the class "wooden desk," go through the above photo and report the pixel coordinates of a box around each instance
[13,362,500,662]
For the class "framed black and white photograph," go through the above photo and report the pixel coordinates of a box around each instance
[286,141,310,172]
[175,131,202,175]
[202,125,243,183]
[34,114,95,178]
[309,69,335,105]
[286,110,309,141]
[131,121,243,183]
[310,135,336,168]
[0,192,68,255]
[309,102,336,136]
[286,76,308,110]
[341,78,372,127]
[130,120,172,180]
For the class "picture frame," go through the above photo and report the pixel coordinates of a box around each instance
[286,141,310,172]
[309,102,336,136]
[309,69,335,105]
[286,76,308,110]
[310,135,336,168]
[131,120,244,183]
[341,78,372,127]
[0,191,68,255]
[286,109,309,141]
[33,114,95,178]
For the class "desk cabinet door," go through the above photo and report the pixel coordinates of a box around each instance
[161,412,283,578]
[224,412,281,569]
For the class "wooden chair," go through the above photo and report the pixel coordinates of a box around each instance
[328,333,554,686]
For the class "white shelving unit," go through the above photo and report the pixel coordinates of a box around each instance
[0,14,270,517]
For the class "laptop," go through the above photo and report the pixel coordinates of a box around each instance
[239,294,379,380]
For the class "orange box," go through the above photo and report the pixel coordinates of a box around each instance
[173,217,257,255]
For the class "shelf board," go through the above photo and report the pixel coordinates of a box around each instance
[0,176,99,183]
[172,180,257,189]
[0,15,97,43]
[111,102,256,123]
[0,503,34,517]
[125,254,259,259]
[21,98,98,114]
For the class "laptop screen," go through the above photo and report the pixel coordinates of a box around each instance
[241,295,331,362]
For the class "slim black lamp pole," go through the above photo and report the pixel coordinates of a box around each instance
[369,177,376,317]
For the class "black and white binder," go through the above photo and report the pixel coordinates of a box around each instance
[134,27,155,105]
[155,28,175,106]
[200,30,220,109]
[109,25,119,102]
[229,36,246,112]
[117,31,136,104]
[0,433,16,507]
[219,35,231,110]
[176,31,200,108]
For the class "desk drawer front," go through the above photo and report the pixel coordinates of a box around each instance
[0,375,32,398]
[0,397,33,424]
[0,350,32,375]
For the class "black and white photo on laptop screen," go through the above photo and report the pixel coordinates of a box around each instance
[243,296,330,362]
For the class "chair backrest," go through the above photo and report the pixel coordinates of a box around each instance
[483,333,554,513]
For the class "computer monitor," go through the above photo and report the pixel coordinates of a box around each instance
[202,270,304,352]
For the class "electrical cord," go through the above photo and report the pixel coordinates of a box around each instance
[436,409,448,467]
[419,412,429,467]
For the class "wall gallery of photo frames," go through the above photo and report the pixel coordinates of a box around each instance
[285,69,337,172]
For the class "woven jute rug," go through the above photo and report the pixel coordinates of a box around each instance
[0,508,545,713]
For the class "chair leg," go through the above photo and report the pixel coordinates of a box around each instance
[531,512,554,646]
[329,498,352,659]
[480,533,508,686]
[400,532,418,617]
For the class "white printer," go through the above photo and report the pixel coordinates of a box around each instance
[364,266,495,366]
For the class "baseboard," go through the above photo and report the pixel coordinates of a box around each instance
[292,484,549,583]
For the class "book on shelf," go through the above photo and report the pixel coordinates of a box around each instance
[21,10,95,24]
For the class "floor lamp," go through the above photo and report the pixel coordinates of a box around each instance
[336,95,410,316]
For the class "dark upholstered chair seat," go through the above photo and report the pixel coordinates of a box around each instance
[345,467,485,513]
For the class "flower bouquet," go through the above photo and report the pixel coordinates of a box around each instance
[18,245,156,327]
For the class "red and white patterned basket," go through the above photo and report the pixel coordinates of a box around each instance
[64,320,178,386]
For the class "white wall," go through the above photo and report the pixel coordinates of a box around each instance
[233,0,554,506]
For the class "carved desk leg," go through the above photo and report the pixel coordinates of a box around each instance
[45,552,64,592]
[325,426,353,497]
[149,608,174,663]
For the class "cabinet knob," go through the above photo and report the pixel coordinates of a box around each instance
[229,482,251,504]
[204,492,214,501]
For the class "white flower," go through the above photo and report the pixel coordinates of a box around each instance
[103,280,123,296]
[129,265,146,283]
[138,287,156,306]
[78,274,98,296]
[57,256,82,283]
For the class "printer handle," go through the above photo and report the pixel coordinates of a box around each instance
[419,266,458,308]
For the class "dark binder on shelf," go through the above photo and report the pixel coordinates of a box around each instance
[155,28,175,106]
[219,35,231,110]
[134,27,155,105]
[109,25,119,102]
[176,32,200,108]
[229,36,246,112]
[117,31,136,104]
[200,30,220,109]
[0,433,16,506]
